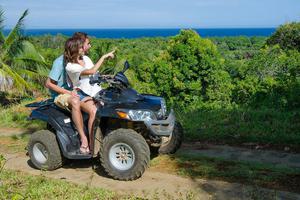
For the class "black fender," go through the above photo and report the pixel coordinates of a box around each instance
[29,104,82,158]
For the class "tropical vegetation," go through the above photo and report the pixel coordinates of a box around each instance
[1,8,299,149]
[0,8,47,95]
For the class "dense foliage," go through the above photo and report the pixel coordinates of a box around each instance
[267,22,300,51]
[237,46,300,109]
[3,21,299,146]
[135,30,233,107]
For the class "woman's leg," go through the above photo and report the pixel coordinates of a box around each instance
[67,96,89,150]
[80,97,97,152]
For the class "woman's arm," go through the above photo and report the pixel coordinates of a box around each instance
[81,50,115,75]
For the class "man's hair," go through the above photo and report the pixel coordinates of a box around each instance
[72,32,88,42]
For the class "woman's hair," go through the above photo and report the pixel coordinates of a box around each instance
[64,37,83,64]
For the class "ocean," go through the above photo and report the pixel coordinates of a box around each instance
[4,28,276,38]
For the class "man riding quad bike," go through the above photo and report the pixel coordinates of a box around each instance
[26,61,183,181]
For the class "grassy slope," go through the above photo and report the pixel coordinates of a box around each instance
[0,99,45,129]
[1,99,300,149]
[179,107,300,148]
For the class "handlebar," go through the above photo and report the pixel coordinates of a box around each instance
[90,61,130,87]
[89,74,115,85]
[89,73,102,85]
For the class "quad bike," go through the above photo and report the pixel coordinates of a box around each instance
[26,61,183,180]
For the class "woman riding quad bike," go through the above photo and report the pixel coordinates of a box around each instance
[26,61,183,180]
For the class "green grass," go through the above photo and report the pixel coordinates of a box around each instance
[179,107,300,148]
[0,169,120,200]
[0,169,196,200]
[0,155,133,200]
[0,99,45,129]
[151,152,300,193]
[0,154,125,200]
[0,134,30,153]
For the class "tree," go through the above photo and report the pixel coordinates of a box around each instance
[0,8,47,94]
[267,22,300,51]
[142,30,233,107]
[233,45,300,109]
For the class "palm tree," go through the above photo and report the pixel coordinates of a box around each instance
[0,8,48,95]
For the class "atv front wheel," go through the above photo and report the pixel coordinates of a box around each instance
[27,130,63,170]
[100,129,150,181]
[158,122,183,154]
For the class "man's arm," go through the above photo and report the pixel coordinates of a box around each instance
[45,78,71,95]
[46,55,78,97]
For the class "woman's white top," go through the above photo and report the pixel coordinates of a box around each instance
[66,56,102,97]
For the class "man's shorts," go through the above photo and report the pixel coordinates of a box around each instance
[54,93,71,111]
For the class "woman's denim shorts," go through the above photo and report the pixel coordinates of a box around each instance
[77,90,89,101]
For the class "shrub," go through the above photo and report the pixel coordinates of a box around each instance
[141,30,233,107]
[267,22,300,51]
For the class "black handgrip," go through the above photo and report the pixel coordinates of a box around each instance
[89,78,100,85]
[89,73,102,85]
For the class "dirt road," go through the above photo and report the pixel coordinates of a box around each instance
[1,128,300,199]
[2,151,299,200]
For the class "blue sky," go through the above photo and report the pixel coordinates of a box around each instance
[1,0,300,28]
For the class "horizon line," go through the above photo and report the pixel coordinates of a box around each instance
[3,27,278,30]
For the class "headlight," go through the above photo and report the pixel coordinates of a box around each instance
[128,110,156,121]
[157,99,167,119]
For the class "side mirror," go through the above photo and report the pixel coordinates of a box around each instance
[122,61,130,73]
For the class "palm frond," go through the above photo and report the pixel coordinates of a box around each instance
[0,8,5,47]
[15,68,45,83]
[0,61,30,93]
[15,68,47,94]
[12,41,49,86]
[2,36,26,63]
[12,60,48,83]
[16,40,46,62]
[16,66,48,79]
[12,41,48,75]
[4,40,47,69]
[0,8,4,31]
[15,68,38,77]
[0,32,5,46]
[2,9,28,52]
[36,65,50,77]
[14,57,46,67]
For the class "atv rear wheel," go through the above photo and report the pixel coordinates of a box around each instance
[100,129,150,181]
[158,122,183,154]
[28,130,63,170]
